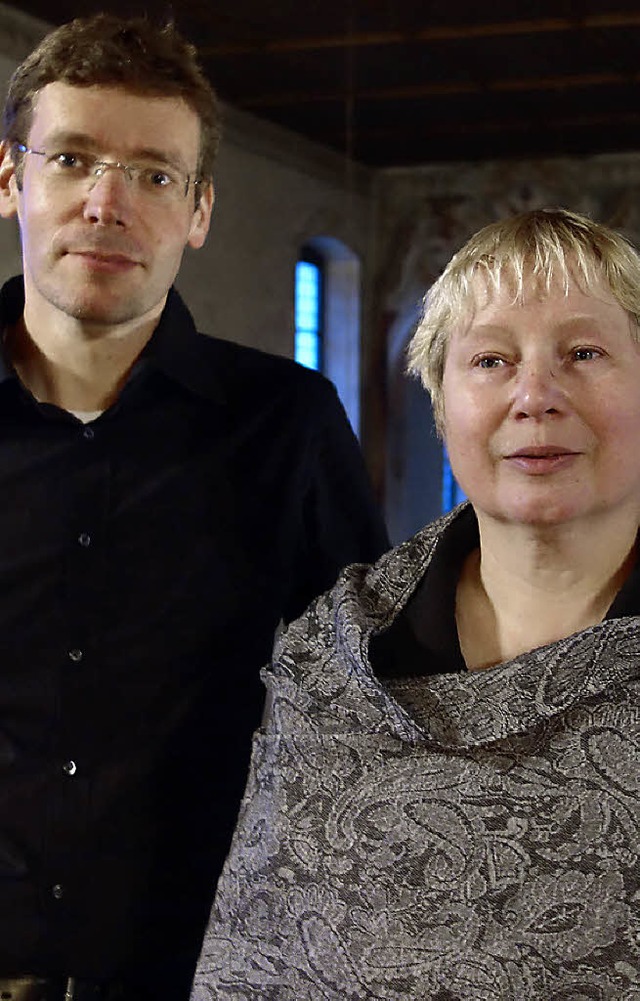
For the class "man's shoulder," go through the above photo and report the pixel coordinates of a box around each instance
[192,331,337,404]
[195,332,319,380]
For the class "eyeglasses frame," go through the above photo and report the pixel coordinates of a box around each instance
[14,143,201,200]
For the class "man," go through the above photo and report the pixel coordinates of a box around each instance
[0,14,388,1001]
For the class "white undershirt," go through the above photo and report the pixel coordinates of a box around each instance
[68,409,104,423]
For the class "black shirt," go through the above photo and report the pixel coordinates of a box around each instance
[0,276,389,997]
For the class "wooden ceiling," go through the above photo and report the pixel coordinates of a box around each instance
[14,0,640,168]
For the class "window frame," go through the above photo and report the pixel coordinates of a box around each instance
[294,246,325,373]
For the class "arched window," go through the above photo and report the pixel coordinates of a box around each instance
[294,237,361,436]
[294,248,324,372]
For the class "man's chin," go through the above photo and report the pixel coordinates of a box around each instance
[25,268,170,333]
[37,284,161,331]
[61,300,146,327]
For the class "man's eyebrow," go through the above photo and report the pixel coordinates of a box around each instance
[132,146,189,170]
[36,130,96,149]
[35,131,187,169]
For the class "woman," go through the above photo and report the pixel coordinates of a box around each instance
[191,209,640,1000]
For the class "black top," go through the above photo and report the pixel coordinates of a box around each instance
[0,276,389,998]
[371,503,640,679]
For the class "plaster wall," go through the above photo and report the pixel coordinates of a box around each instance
[176,106,373,364]
[0,6,47,277]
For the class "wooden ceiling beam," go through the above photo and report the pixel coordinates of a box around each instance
[240,71,640,109]
[323,109,640,142]
[200,12,640,56]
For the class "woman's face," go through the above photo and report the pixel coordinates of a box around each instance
[442,272,640,531]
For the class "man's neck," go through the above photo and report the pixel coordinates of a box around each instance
[6,311,158,411]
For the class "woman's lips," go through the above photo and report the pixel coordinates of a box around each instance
[504,447,579,474]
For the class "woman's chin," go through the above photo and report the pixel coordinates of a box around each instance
[472,493,588,529]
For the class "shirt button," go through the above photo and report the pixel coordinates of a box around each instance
[68,649,83,663]
[78,533,91,548]
[52,883,64,900]
[62,760,77,776]
[83,426,95,440]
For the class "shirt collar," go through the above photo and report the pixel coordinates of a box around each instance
[139,286,228,403]
[0,275,26,385]
[0,276,227,404]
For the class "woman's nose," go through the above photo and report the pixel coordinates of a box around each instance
[512,361,564,418]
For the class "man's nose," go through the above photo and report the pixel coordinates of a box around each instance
[82,167,133,227]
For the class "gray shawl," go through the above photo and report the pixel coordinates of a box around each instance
[192,507,640,1000]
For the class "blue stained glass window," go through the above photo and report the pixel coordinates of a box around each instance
[295,256,323,371]
[442,448,467,512]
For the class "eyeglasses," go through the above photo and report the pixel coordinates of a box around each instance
[15,144,201,203]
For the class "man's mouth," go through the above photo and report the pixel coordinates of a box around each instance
[65,248,141,271]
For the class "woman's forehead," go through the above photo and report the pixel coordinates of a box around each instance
[465,261,612,313]
[447,268,637,350]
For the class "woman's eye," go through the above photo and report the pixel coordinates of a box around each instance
[572,347,601,362]
[476,355,505,369]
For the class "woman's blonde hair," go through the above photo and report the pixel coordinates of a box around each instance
[407,208,640,433]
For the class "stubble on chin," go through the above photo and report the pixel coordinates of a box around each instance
[45,288,146,329]
[30,265,165,333]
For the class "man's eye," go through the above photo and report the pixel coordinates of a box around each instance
[50,151,83,169]
[143,168,174,188]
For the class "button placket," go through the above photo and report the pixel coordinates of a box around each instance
[43,431,106,936]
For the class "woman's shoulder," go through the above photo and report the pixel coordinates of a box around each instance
[272,504,470,668]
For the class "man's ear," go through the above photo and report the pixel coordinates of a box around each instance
[187,180,214,250]
[0,142,19,219]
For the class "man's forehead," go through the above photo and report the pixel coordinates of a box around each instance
[28,82,200,149]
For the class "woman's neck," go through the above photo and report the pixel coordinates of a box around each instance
[456,512,638,671]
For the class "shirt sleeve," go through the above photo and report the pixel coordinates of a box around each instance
[283,377,390,623]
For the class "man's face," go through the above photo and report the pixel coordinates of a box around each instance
[0,82,213,332]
